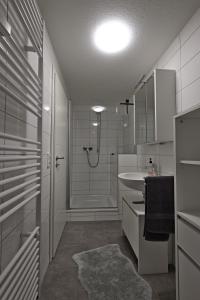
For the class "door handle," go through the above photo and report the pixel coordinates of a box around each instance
[56,156,64,161]
[56,156,64,167]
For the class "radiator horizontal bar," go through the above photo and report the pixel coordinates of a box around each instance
[22,0,43,42]
[3,251,39,300]
[0,239,36,293]
[0,170,40,185]
[0,35,42,89]
[0,132,41,145]
[0,184,40,211]
[0,58,42,105]
[13,1,42,56]
[0,155,41,161]
[29,0,43,31]
[0,44,42,98]
[31,0,43,23]
[0,191,40,224]
[26,277,39,300]
[29,281,39,300]
[0,163,40,174]
[31,288,39,300]
[13,256,39,299]
[0,145,41,152]
[0,70,42,111]
[0,176,40,198]
[0,239,39,298]
[0,226,39,283]
[0,82,41,117]
[16,0,42,45]
[20,267,38,300]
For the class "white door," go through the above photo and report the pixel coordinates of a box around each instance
[51,71,68,257]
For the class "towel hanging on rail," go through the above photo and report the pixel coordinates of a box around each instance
[144,176,174,241]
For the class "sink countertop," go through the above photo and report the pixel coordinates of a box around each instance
[122,191,145,216]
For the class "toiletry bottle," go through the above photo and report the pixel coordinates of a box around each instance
[147,158,156,176]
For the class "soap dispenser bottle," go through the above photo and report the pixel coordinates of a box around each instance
[147,157,156,176]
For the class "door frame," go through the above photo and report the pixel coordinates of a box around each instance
[49,67,70,260]
[49,65,56,260]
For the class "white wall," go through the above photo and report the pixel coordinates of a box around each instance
[137,8,200,174]
[121,105,136,154]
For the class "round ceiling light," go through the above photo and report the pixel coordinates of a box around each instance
[93,19,132,54]
[91,105,106,113]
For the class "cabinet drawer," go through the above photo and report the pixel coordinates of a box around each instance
[122,200,139,257]
[177,218,200,265]
[178,249,200,300]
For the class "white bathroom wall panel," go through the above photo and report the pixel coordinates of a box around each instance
[132,9,200,267]
[136,8,200,175]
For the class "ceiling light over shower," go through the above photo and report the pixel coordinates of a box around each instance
[92,122,99,127]
[91,105,106,113]
[93,19,132,54]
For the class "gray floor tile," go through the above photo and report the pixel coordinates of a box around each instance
[40,221,176,300]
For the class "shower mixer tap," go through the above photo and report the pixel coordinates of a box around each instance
[83,146,93,152]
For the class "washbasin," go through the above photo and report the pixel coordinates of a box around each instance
[118,172,148,191]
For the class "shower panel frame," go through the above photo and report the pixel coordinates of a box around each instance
[70,105,119,210]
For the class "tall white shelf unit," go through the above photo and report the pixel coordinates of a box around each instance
[175,104,200,300]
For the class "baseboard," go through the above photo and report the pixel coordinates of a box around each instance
[66,208,122,222]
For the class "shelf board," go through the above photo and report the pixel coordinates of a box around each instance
[178,211,200,231]
[179,160,200,166]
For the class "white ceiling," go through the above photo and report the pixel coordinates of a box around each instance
[38,0,200,105]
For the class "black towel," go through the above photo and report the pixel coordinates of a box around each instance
[144,176,174,241]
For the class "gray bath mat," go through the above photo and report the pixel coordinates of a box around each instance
[73,244,152,300]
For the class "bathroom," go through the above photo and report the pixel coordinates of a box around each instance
[0,0,200,299]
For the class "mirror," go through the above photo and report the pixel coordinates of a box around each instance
[134,84,146,144]
[146,75,155,143]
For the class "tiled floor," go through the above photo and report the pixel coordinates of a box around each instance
[40,221,176,300]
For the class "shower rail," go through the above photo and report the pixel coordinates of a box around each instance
[0,0,43,299]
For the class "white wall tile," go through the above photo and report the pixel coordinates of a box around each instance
[180,8,200,45]
[181,25,200,67]
[118,154,137,166]
[181,52,200,89]
[182,77,200,111]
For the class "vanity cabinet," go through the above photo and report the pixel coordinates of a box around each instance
[134,69,176,144]
[122,192,168,274]
[175,105,200,300]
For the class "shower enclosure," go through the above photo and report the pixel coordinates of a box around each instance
[70,104,123,209]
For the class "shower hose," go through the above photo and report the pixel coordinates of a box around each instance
[85,112,101,168]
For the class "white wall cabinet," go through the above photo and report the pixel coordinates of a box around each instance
[175,104,200,300]
[122,192,168,274]
[134,69,176,144]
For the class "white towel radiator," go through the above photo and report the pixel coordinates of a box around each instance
[0,0,43,299]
